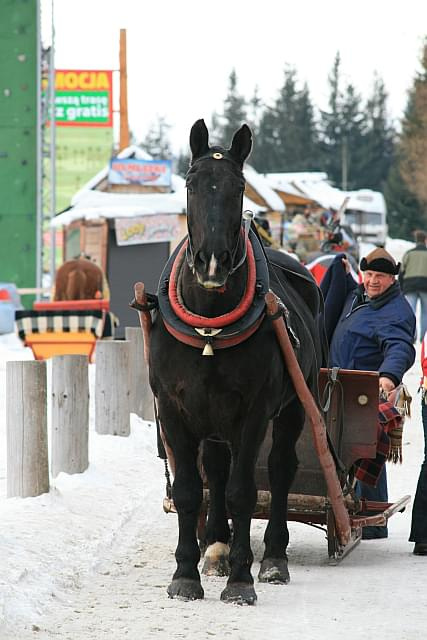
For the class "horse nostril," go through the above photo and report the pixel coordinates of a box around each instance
[196,251,207,266]
[219,251,229,265]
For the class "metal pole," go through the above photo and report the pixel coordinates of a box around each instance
[341,135,348,191]
[49,0,56,286]
[36,0,43,298]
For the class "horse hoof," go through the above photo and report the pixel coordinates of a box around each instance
[258,557,290,584]
[220,582,257,605]
[202,542,230,576]
[167,578,204,601]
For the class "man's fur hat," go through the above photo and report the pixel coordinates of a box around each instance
[360,247,400,275]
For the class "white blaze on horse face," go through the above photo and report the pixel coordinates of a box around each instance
[208,253,218,277]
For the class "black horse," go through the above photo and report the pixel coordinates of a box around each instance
[148,119,326,604]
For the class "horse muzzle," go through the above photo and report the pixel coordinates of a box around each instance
[194,249,231,288]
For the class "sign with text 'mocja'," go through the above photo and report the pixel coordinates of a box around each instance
[54,69,113,127]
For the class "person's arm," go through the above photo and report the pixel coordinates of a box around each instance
[320,253,356,343]
[377,317,416,391]
[421,333,427,390]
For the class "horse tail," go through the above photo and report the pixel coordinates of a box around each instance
[65,269,87,300]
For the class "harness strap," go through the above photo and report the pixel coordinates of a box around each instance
[129,292,159,312]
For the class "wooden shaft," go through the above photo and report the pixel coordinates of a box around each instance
[119,28,130,150]
[265,291,351,546]
[134,282,152,364]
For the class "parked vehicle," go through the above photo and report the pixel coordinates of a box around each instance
[342,190,387,245]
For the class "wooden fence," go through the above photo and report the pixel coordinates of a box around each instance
[5,328,153,498]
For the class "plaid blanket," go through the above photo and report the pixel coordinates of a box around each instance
[353,401,403,487]
[15,309,105,341]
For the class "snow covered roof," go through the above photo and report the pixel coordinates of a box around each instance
[265,172,386,214]
[244,166,286,212]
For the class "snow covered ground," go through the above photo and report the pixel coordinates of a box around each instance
[0,238,425,639]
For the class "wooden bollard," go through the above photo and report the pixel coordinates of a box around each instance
[95,340,131,436]
[51,355,89,478]
[6,360,49,498]
[125,326,154,421]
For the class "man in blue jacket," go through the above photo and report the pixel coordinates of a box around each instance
[321,247,416,539]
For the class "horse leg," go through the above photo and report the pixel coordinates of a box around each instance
[220,414,268,605]
[201,439,232,576]
[258,397,305,584]
[163,417,204,600]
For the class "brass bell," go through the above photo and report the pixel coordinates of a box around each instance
[202,342,214,356]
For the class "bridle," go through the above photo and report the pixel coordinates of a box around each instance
[184,153,254,278]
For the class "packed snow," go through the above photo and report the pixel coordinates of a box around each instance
[0,238,425,639]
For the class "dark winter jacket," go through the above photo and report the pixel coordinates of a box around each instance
[321,254,416,385]
[399,244,427,294]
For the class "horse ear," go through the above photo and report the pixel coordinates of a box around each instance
[229,124,252,167]
[190,119,210,161]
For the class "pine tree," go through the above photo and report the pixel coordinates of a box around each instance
[319,52,343,185]
[358,75,395,191]
[399,41,427,215]
[384,161,423,239]
[175,150,191,178]
[293,82,321,170]
[339,83,366,189]
[140,116,172,159]
[251,67,319,172]
[216,69,248,146]
[250,105,281,172]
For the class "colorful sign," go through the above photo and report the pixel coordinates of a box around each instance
[54,70,113,127]
[115,215,180,246]
[108,158,172,186]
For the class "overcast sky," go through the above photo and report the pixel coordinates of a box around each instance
[43,0,427,153]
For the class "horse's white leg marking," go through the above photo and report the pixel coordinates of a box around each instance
[202,542,230,576]
[208,254,218,277]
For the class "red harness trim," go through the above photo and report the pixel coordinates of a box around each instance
[163,313,265,349]
[168,237,256,328]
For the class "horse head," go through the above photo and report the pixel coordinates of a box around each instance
[185,119,252,289]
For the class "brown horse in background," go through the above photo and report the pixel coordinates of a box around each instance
[54,257,104,301]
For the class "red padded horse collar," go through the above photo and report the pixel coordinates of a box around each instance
[157,229,269,355]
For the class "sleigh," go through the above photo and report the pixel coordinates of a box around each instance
[253,367,410,561]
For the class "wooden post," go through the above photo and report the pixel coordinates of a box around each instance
[95,340,131,436]
[125,326,155,421]
[119,28,130,150]
[51,355,89,478]
[6,361,49,498]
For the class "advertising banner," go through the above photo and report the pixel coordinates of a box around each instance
[109,158,172,186]
[115,215,180,246]
[55,70,113,127]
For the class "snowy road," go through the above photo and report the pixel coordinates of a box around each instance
[0,334,425,639]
